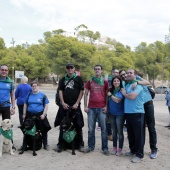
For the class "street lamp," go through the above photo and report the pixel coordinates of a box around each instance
[11,38,15,81]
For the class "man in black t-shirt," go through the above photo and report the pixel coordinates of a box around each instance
[56,63,84,152]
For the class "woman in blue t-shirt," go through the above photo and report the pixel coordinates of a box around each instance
[107,76,124,156]
[23,81,51,151]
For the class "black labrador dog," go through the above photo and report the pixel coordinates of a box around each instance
[19,116,42,156]
[59,115,78,155]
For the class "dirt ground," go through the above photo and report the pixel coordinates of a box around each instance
[0,95,170,170]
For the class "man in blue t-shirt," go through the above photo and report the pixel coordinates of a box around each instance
[0,64,15,120]
[121,69,145,163]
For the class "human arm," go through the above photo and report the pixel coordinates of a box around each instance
[84,88,89,113]
[121,88,138,100]
[132,77,150,90]
[107,91,122,103]
[40,104,48,120]
[59,90,69,110]
[23,103,27,120]
[72,90,84,109]
[10,90,15,115]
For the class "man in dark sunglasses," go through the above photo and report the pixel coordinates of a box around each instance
[56,63,84,152]
[0,64,15,120]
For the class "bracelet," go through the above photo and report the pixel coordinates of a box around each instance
[43,114,47,117]
[12,106,15,109]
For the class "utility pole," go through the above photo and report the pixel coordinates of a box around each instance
[11,38,15,81]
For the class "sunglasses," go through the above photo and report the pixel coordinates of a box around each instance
[0,69,8,72]
[120,73,125,77]
[66,66,74,69]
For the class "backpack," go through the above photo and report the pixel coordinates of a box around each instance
[147,86,155,99]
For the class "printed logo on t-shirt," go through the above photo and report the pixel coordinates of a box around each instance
[65,80,74,89]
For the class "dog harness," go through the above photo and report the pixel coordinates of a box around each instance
[24,125,36,136]
[63,130,76,143]
[0,127,13,140]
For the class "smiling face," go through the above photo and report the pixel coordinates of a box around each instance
[66,66,75,77]
[31,83,39,93]
[113,77,121,88]
[0,65,9,78]
[127,69,136,80]
[119,70,127,81]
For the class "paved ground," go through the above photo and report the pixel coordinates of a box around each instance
[0,87,170,170]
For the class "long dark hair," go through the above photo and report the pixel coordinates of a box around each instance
[110,76,123,92]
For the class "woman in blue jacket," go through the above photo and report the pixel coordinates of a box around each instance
[107,76,124,156]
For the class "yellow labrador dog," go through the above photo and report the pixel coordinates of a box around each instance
[0,119,14,157]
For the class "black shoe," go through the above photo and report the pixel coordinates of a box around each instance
[18,146,23,151]
[44,145,50,151]
[55,145,62,152]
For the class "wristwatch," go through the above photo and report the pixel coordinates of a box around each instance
[109,94,113,97]
[12,106,15,109]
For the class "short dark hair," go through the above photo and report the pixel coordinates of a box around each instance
[110,76,123,91]
[31,81,39,86]
[94,64,103,70]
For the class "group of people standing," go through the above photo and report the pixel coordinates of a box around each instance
[55,63,158,163]
[0,63,159,163]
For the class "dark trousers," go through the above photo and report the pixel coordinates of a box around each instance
[18,105,24,125]
[125,113,145,158]
[144,101,157,151]
[0,106,10,120]
[58,106,84,148]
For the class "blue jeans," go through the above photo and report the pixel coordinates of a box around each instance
[110,114,125,149]
[88,108,108,151]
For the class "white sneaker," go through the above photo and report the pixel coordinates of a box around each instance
[131,156,143,163]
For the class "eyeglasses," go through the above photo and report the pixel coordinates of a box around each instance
[66,66,74,69]
[113,71,119,73]
[0,69,8,72]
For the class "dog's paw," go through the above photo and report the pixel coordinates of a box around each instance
[11,152,14,156]
[33,153,37,156]
[72,152,76,155]
[19,151,24,155]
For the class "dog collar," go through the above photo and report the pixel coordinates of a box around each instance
[0,127,13,140]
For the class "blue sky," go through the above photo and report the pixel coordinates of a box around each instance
[0,0,170,50]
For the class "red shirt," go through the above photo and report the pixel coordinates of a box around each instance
[85,79,108,108]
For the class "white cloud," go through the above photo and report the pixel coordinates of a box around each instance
[1,0,170,49]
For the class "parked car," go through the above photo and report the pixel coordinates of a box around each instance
[154,86,169,94]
